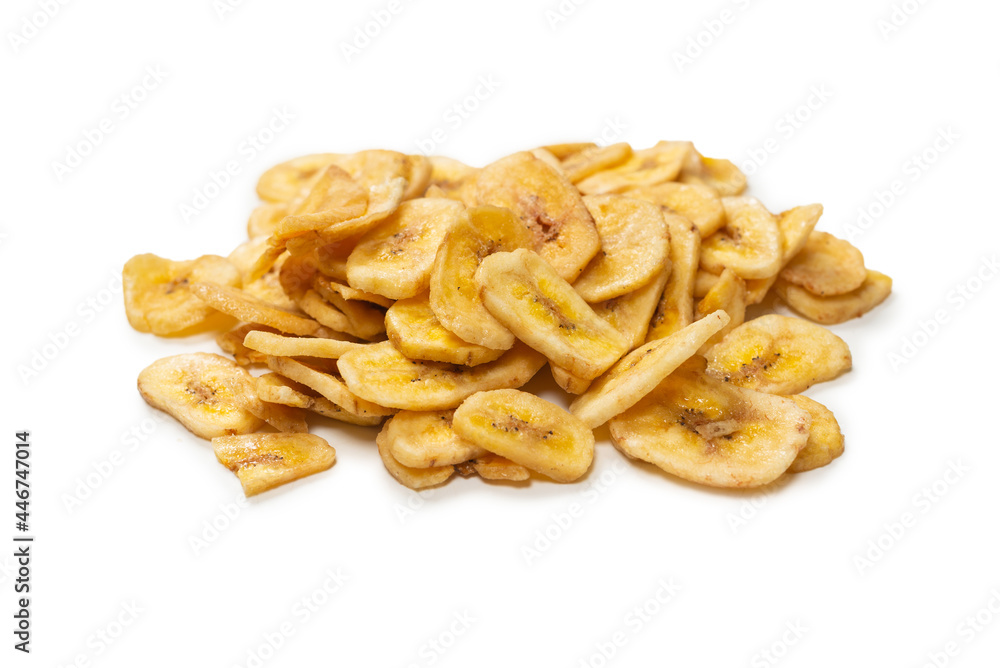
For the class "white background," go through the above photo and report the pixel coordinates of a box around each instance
[2,0,999,666]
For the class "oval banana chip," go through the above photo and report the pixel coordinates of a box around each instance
[561,142,632,183]
[774,270,892,325]
[213,433,336,497]
[780,231,867,296]
[453,389,594,483]
[382,410,486,469]
[376,424,454,490]
[243,330,362,359]
[550,365,593,395]
[386,296,505,366]
[701,197,782,279]
[541,142,597,160]
[609,357,810,488]
[627,182,725,238]
[647,214,700,341]
[256,153,342,203]
[787,395,844,473]
[704,314,852,394]
[576,141,692,195]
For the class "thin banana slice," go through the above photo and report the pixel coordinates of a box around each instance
[123,254,241,335]
[704,314,852,394]
[191,282,325,336]
[471,453,531,481]
[322,290,386,341]
[264,355,395,419]
[476,249,629,380]
[787,395,844,473]
[576,141,692,195]
[570,311,730,428]
[573,195,670,302]
[247,202,288,238]
[700,197,782,279]
[780,231,867,296]
[530,147,564,170]
[626,182,725,238]
[332,149,431,201]
[314,178,407,244]
[216,323,270,366]
[429,206,533,351]
[542,142,597,160]
[744,204,823,304]
[224,372,309,434]
[294,290,369,340]
[386,296,504,366]
[551,365,592,395]
[315,239,358,283]
[561,142,632,183]
[382,410,486,468]
[453,389,594,483]
[256,153,342,203]
[609,357,810,488]
[346,198,464,299]
[647,214,700,341]
[313,274,393,308]
[376,424,454,490]
[695,269,746,354]
[774,270,892,325]
[679,151,747,197]
[137,353,265,439]
[476,151,600,282]
[213,433,336,497]
[426,156,479,207]
[694,269,720,298]
[338,341,546,411]
[275,165,369,239]
[255,373,383,426]
[243,330,362,359]
[591,266,671,350]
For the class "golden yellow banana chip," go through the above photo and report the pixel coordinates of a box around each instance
[386,296,504,366]
[787,395,844,473]
[213,433,336,496]
[376,424,454,490]
[191,281,325,336]
[313,274,393,308]
[247,202,288,238]
[700,197,782,279]
[550,365,593,395]
[576,141,692,195]
[313,177,407,245]
[332,149,431,201]
[743,204,824,304]
[275,165,369,240]
[695,268,746,354]
[541,142,597,160]
[256,153,342,203]
[773,269,892,325]
[470,453,531,481]
[216,323,272,366]
[780,231,867,296]
[626,182,725,238]
[264,355,395,419]
[243,330,361,359]
[560,142,632,183]
[679,151,747,197]
[694,269,720,298]
[590,267,671,350]
[382,410,486,468]
[647,214,700,341]
[255,373,384,426]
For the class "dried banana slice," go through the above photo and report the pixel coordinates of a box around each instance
[476,249,629,380]
[470,453,531,481]
[700,197,782,279]
[275,165,369,239]
[137,353,265,439]
[386,296,504,366]
[315,177,407,244]
[224,372,309,434]
[530,147,564,170]
[315,239,357,283]
[242,330,362,359]
[333,149,431,201]
[313,274,393,308]
[453,389,594,483]
[264,355,395,419]
[573,194,670,302]
[591,266,671,350]
[551,365,592,395]
[213,433,336,497]
[773,270,892,325]
[191,282,325,336]
[123,254,241,335]
[704,314,852,394]
[679,151,747,197]
[609,357,810,488]
[256,153,342,203]
[429,206,533,351]
[569,310,730,428]
[576,141,692,195]
[626,182,725,238]
[476,151,600,282]
[247,202,288,238]
[294,290,366,339]
[743,204,824,304]
[787,395,844,473]
[382,410,486,468]
[695,269,746,354]
[542,142,597,160]
[694,269,721,298]
[376,424,454,490]
[780,231,867,296]
[216,323,273,366]
[322,290,386,341]
[346,198,465,299]
[560,142,632,183]
[647,214,700,341]
[338,341,546,411]
[255,373,383,426]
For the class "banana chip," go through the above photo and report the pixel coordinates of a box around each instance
[275,165,369,239]
[191,282,325,336]
[561,142,632,183]
[333,149,431,201]
[701,197,782,279]
[780,231,867,296]
[213,433,336,496]
[313,274,393,308]
[679,150,747,197]
[264,355,395,419]
[386,296,504,366]
[591,267,671,350]
[255,373,384,426]
[216,323,272,366]
[314,177,407,245]
[256,153,342,203]
[694,269,720,298]
[376,424,454,490]
[576,141,692,195]
[550,365,592,395]
[247,202,288,238]
[743,204,824,304]
[470,453,531,481]
[542,142,597,160]
[773,270,892,325]
[382,410,486,468]
[243,330,361,359]
[695,269,746,354]
[787,395,844,473]
[647,214,700,341]
[626,182,725,238]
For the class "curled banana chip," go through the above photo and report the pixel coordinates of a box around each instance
[700,197,782,279]
[386,296,504,366]
[576,141,692,195]
[609,357,810,488]
[264,355,395,419]
[560,142,632,183]
[780,231,867,296]
[333,149,431,201]
[376,424,454,490]
[542,142,596,160]
[213,433,336,497]
[704,314,852,394]
[573,194,670,302]
[453,389,594,483]
[550,365,593,395]
[476,249,629,380]
[627,182,725,238]
[647,214,700,341]
[382,410,486,468]
[138,353,265,439]
[256,153,342,203]
[695,268,746,354]
[787,395,844,473]
[255,373,384,426]
[191,282,325,336]
[123,254,241,335]
[773,270,892,325]
[314,177,407,245]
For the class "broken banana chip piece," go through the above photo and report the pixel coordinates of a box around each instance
[570,310,730,428]
[386,296,505,366]
[787,395,844,473]
[780,231,867,296]
[591,266,671,350]
[609,357,810,488]
[332,149,431,201]
[576,141,692,195]
[338,341,546,411]
[476,249,629,380]
[190,281,325,336]
[213,433,336,497]
[138,353,265,439]
[453,389,594,483]
[382,410,486,468]
[647,214,700,341]
[704,314,852,394]
[774,269,892,325]
[376,424,454,489]
[275,165,369,240]
[264,355,395,419]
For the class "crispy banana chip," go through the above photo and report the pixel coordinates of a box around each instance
[576,141,692,195]
[453,389,594,483]
[323,290,387,340]
[346,198,464,299]
[247,202,289,238]
[744,204,824,304]
[591,266,671,350]
[561,142,632,183]
[213,433,336,497]
[647,214,700,341]
[243,330,362,359]
[695,269,746,354]
[338,341,546,411]
[333,149,431,201]
[294,290,369,340]
[694,269,720,298]
[542,142,597,160]
[551,365,592,395]
[315,240,357,283]
[386,296,504,366]
[773,269,892,325]
[573,195,670,302]
[138,353,264,439]
[787,395,844,473]
[570,311,730,428]
[376,424,454,489]
[780,231,866,296]
[626,182,725,238]
[264,355,395,418]
[704,314,852,394]
[216,323,272,366]
[476,249,629,380]
[224,372,309,434]
[123,254,241,335]
[429,206,532,351]
[476,151,600,282]
[191,282,325,336]
[701,197,782,279]
[679,151,747,197]
[314,177,407,245]
[313,274,393,308]
[255,373,383,426]
[530,147,563,170]
[470,453,531,481]
[275,165,369,239]
[609,357,810,488]
[256,153,342,203]
[383,410,486,468]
